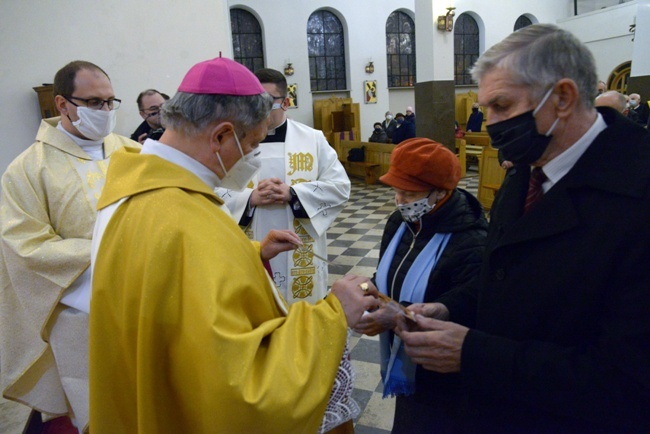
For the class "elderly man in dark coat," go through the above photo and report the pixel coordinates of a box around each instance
[397,23,650,433]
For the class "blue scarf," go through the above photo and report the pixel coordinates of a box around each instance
[376,222,451,398]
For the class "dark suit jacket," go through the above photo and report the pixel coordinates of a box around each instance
[438,107,650,433]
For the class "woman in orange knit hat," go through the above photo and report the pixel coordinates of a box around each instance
[354,137,488,433]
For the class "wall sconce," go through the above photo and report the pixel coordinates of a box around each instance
[284,63,294,76]
[437,7,456,32]
[365,61,374,74]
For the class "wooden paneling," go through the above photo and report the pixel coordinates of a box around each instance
[33,85,58,119]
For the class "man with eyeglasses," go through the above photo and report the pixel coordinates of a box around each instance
[0,60,139,433]
[130,89,169,143]
[215,68,350,306]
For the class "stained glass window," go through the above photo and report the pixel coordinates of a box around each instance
[230,8,264,73]
[386,11,416,88]
[307,10,347,91]
[454,14,479,85]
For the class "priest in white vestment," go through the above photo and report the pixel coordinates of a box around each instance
[216,68,350,305]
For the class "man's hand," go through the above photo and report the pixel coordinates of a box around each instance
[406,302,450,320]
[250,178,290,206]
[137,133,148,144]
[352,303,402,336]
[330,275,380,329]
[395,316,469,373]
[260,229,302,261]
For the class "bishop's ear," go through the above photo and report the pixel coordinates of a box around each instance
[209,122,235,153]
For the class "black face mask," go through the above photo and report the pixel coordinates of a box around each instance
[486,87,559,165]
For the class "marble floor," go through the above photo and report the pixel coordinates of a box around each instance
[0,171,479,434]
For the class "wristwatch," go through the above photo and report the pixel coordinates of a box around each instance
[289,187,301,211]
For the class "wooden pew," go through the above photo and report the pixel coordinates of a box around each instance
[477,145,506,211]
[455,138,483,178]
[463,132,491,147]
[333,137,394,184]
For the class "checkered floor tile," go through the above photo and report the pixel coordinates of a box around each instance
[332,170,479,433]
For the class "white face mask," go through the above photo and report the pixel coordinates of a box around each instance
[216,131,262,192]
[71,106,117,141]
[386,115,393,121]
[630,99,639,108]
[396,192,435,223]
[271,102,283,110]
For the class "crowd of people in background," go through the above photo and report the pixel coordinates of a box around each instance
[594,87,650,128]
[369,106,417,144]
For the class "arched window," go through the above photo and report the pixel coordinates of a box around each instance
[514,15,533,31]
[230,8,264,72]
[386,11,416,88]
[454,14,479,85]
[307,10,347,91]
[609,61,631,94]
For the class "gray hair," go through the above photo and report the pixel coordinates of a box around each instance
[471,24,597,109]
[160,92,272,138]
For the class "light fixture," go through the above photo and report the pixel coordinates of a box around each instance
[437,7,456,32]
[284,63,294,76]
[365,61,374,74]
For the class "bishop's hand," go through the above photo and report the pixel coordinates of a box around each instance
[260,229,302,261]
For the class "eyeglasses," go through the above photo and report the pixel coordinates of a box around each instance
[64,96,121,111]
[269,94,286,101]
[140,104,163,113]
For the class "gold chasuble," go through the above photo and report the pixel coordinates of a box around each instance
[0,118,138,429]
[90,149,348,434]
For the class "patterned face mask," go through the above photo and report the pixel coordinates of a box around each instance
[395,191,434,223]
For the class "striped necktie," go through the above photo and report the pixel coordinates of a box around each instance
[524,167,547,213]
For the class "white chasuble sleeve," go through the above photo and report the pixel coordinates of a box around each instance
[285,120,350,239]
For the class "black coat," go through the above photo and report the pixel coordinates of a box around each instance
[130,120,152,142]
[382,119,398,140]
[373,189,488,433]
[438,107,650,433]
[392,116,416,144]
[368,129,388,143]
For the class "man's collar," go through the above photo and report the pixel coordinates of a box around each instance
[263,119,288,143]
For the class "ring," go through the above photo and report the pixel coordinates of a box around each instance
[359,282,369,292]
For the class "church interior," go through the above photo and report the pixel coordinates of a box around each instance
[1,0,648,432]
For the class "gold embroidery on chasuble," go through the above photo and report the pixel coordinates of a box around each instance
[290,218,316,299]
[287,152,314,176]
[73,158,108,204]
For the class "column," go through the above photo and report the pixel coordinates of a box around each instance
[414,0,456,151]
